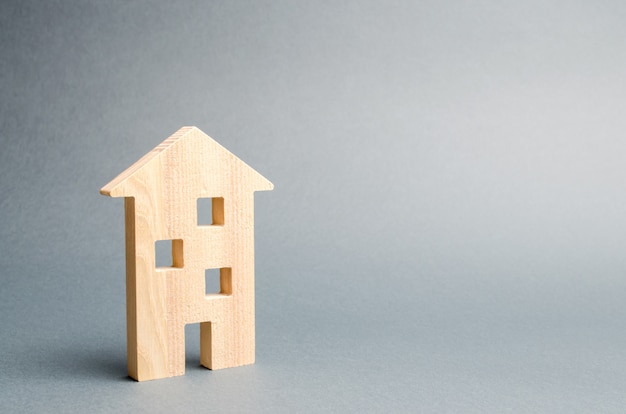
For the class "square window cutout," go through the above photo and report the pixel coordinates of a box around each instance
[197,197,224,226]
[155,239,184,268]
[205,267,232,295]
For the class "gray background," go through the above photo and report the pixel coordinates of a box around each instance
[2,0,626,412]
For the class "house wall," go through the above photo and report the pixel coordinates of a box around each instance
[122,132,259,380]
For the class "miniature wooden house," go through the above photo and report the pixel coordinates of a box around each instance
[100,126,273,381]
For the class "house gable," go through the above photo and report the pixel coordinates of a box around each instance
[100,126,273,198]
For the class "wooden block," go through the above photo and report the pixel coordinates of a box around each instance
[101,126,273,381]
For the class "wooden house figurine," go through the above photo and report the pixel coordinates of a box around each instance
[100,126,273,381]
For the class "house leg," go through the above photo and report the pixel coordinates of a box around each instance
[200,321,230,370]
[166,323,186,378]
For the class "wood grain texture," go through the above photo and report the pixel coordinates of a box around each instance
[101,126,273,381]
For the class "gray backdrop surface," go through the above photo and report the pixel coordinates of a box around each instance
[2,0,626,412]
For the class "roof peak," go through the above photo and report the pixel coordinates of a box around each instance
[100,126,273,197]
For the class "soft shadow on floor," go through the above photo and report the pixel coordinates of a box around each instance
[185,351,211,373]
[17,345,134,382]
[7,342,219,383]
[71,350,132,382]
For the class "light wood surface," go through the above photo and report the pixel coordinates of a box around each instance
[101,126,273,381]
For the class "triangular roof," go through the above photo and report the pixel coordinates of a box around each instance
[100,126,273,197]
